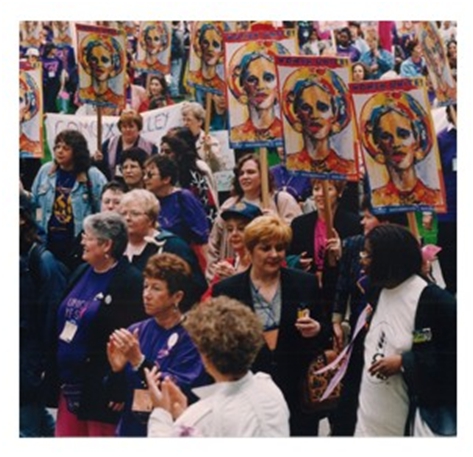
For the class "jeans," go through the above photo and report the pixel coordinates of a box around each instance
[170,59,183,97]
[20,403,55,437]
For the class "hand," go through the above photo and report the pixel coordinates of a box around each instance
[162,377,188,420]
[106,338,128,373]
[214,260,236,279]
[109,328,142,367]
[144,366,167,409]
[298,252,313,272]
[422,212,434,231]
[93,149,103,161]
[295,316,321,338]
[332,322,344,352]
[369,354,402,379]
[326,228,342,262]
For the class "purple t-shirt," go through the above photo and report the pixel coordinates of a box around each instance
[116,318,207,437]
[157,189,209,245]
[57,266,115,384]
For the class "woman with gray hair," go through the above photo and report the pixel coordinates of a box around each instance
[181,101,222,172]
[50,211,146,436]
[119,189,207,311]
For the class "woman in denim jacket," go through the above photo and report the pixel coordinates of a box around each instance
[28,129,107,270]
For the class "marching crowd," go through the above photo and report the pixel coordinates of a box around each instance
[19,20,457,438]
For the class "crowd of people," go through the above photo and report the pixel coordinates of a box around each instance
[19,20,457,439]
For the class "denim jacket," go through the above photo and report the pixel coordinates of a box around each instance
[30,162,107,237]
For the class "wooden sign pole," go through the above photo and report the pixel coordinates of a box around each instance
[97,106,103,153]
[259,147,270,209]
[407,211,421,241]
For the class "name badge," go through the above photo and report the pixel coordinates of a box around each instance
[59,321,78,343]
[452,158,457,172]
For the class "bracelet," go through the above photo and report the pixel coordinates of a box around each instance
[131,354,146,372]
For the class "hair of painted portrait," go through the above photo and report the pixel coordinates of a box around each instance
[360,91,433,164]
[282,66,351,135]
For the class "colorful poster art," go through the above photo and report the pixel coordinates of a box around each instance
[20,62,43,158]
[187,21,231,104]
[225,29,297,149]
[77,24,126,109]
[52,21,73,47]
[277,56,357,181]
[418,21,456,107]
[20,21,42,51]
[135,22,171,75]
[351,77,446,214]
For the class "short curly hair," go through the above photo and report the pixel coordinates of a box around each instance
[143,252,191,295]
[184,297,264,376]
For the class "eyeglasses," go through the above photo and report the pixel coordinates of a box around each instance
[359,250,371,260]
[120,210,147,218]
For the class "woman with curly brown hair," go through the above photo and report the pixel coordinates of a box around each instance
[146,296,290,437]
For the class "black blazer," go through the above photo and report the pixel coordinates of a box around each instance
[288,208,361,314]
[289,207,361,265]
[212,267,331,411]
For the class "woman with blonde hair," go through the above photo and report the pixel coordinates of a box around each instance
[212,215,330,436]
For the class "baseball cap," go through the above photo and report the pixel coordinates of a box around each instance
[26,47,40,57]
[221,201,263,222]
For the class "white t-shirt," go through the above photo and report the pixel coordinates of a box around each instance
[355,275,427,436]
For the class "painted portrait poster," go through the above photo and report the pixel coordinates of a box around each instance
[77,23,126,109]
[418,21,456,107]
[187,21,231,104]
[52,21,73,47]
[277,55,358,181]
[135,21,171,75]
[225,29,297,149]
[351,77,446,214]
[20,21,42,52]
[20,62,43,158]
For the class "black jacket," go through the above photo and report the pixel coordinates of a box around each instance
[212,267,331,413]
[45,258,146,423]
[288,208,361,314]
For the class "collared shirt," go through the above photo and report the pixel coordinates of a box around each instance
[148,371,290,437]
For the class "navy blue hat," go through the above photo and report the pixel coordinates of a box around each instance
[221,201,263,222]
